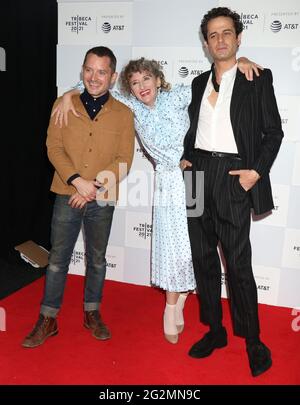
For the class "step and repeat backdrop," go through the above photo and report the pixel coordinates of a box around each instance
[57,0,300,308]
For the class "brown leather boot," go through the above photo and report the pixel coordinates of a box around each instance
[22,314,58,348]
[84,310,111,340]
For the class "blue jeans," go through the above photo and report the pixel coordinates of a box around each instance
[41,195,115,318]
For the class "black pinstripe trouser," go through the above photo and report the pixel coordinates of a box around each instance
[187,150,260,338]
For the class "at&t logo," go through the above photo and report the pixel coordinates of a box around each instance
[102,22,111,33]
[178,67,189,78]
[178,66,203,78]
[270,20,282,32]
[270,20,299,33]
[101,22,125,33]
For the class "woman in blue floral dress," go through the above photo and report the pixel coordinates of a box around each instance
[118,59,195,344]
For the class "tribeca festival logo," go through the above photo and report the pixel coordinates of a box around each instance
[65,15,92,34]
[70,249,85,266]
[158,60,168,67]
[0,47,6,71]
[133,222,152,240]
[240,12,259,30]
[0,307,6,332]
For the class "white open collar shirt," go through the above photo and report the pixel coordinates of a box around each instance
[195,63,238,154]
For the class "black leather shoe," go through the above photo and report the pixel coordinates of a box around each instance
[247,341,272,377]
[189,327,227,358]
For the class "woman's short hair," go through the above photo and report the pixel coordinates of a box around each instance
[119,57,171,95]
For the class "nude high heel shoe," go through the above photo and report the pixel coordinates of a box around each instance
[175,293,188,333]
[163,303,178,344]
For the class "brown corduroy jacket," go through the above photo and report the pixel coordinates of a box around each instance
[46,93,135,202]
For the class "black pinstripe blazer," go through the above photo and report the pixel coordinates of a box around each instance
[183,68,284,215]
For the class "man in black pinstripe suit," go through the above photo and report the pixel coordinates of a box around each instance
[182,7,283,377]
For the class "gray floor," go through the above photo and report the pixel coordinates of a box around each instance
[0,251,45,300]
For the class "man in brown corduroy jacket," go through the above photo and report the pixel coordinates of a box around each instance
[22,46,134,348]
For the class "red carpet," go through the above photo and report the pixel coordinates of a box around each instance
[0,275,299,385]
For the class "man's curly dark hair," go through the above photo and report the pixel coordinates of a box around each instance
[201,7,244,41]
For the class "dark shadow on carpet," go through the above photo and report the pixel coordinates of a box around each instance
[0,250,46,300]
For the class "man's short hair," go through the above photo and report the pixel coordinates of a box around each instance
[83,46,117,72]
[201,7,244,41]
